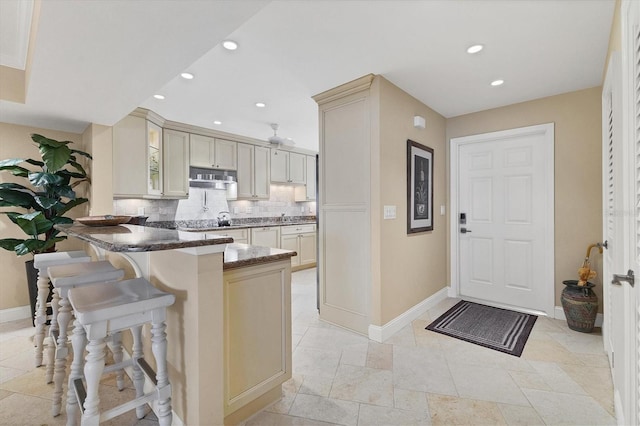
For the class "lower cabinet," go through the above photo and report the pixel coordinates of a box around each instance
[223,260,292,422]
[250,226,280,248]
[280,224,317,270]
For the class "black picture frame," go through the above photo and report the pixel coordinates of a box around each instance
[407,139,434,233]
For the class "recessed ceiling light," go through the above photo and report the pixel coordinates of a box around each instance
[467,44,484,54]
[255,102,266,108]
[490,79,504,86]
[181,72,194,80]
[213,120,222,125]
[153,94,165,100]
[223,40,238,50]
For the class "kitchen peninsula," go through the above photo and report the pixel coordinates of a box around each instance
[55,223,295,425]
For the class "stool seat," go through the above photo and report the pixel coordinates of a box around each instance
[49,261,124,289]
[70,277,175,325]
[34,251,91,269]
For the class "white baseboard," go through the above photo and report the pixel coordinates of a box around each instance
[368,287,450,343]
[554,306,604,327]
[0,305,31,323]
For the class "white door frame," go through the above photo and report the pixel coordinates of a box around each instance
[449,123,555,316]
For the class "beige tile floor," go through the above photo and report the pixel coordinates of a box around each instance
[0,268,615,425]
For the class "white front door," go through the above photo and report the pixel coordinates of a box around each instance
[603,2,640,424]
[451,124,555,315]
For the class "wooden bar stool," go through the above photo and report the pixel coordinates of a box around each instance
[67,277,175,426]
[46,260,125,417]
[33,251,91,367]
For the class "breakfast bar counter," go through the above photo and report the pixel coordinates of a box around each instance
[55,223,234,252]
[55,223,295,425]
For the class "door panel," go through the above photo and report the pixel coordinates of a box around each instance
[603,3,640,423]
[455,124,554,314]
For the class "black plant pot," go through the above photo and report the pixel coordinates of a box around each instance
[25,259,53,327]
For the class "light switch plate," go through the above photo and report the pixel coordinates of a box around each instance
[440,205,446,216]
[383,205,396,219]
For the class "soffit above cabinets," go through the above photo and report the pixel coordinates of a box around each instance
[0,0,34,70]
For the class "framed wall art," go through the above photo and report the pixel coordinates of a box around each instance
[407,139,434,233]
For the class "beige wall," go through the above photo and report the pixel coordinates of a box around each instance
[0,123,87,311]
[446,87,604,312]
[372,76,448,325]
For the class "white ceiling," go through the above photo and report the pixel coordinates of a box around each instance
[0,0,615,152]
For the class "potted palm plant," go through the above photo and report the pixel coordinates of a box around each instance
[0,133,91,321]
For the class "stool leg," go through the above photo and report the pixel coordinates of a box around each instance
[34,268,50,367]
[131,325,145,419]
[111,331,125,391]
[67,318,86,426]
[52,294,72,417]
[45,289,60,383]
[82,337,106,426]
[151,320,172,426]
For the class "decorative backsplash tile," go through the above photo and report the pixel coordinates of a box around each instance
[113,184,315,223]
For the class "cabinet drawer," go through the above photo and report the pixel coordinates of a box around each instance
[281,224,316,235]
[215,228,249,241]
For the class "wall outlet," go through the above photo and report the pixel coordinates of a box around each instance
[245,206,253,214]
[137,207,145,216]
[233,206,239,214]
[440,205,446,216]
[383,205,396,219]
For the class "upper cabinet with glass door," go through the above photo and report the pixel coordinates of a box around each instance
[113,111,189,199]
[147,121,162,195]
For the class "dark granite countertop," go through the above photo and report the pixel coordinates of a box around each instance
[223,243,296,270]
[179,220,316,232]
[146,216,316,232]
[55,224,233,252]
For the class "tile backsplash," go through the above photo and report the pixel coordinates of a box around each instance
[113,184,315,223]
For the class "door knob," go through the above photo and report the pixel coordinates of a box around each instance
[612,270,634,287]
[460,228,472,234]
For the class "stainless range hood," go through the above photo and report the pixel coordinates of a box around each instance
[189,167,238,199]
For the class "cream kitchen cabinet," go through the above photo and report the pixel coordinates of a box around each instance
[250,226,280,249]
[280,224,316,270]
[237,143,270,199]
[113,115,189,199]
[294,155,317,201]
[113,115,162,197]
[270,150,306,184]
[190,134,237,170]
[162,129,191,198]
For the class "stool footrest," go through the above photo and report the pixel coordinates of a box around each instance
[73,378,87,414]
[74,376,157,423]
[136,358,158,386]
